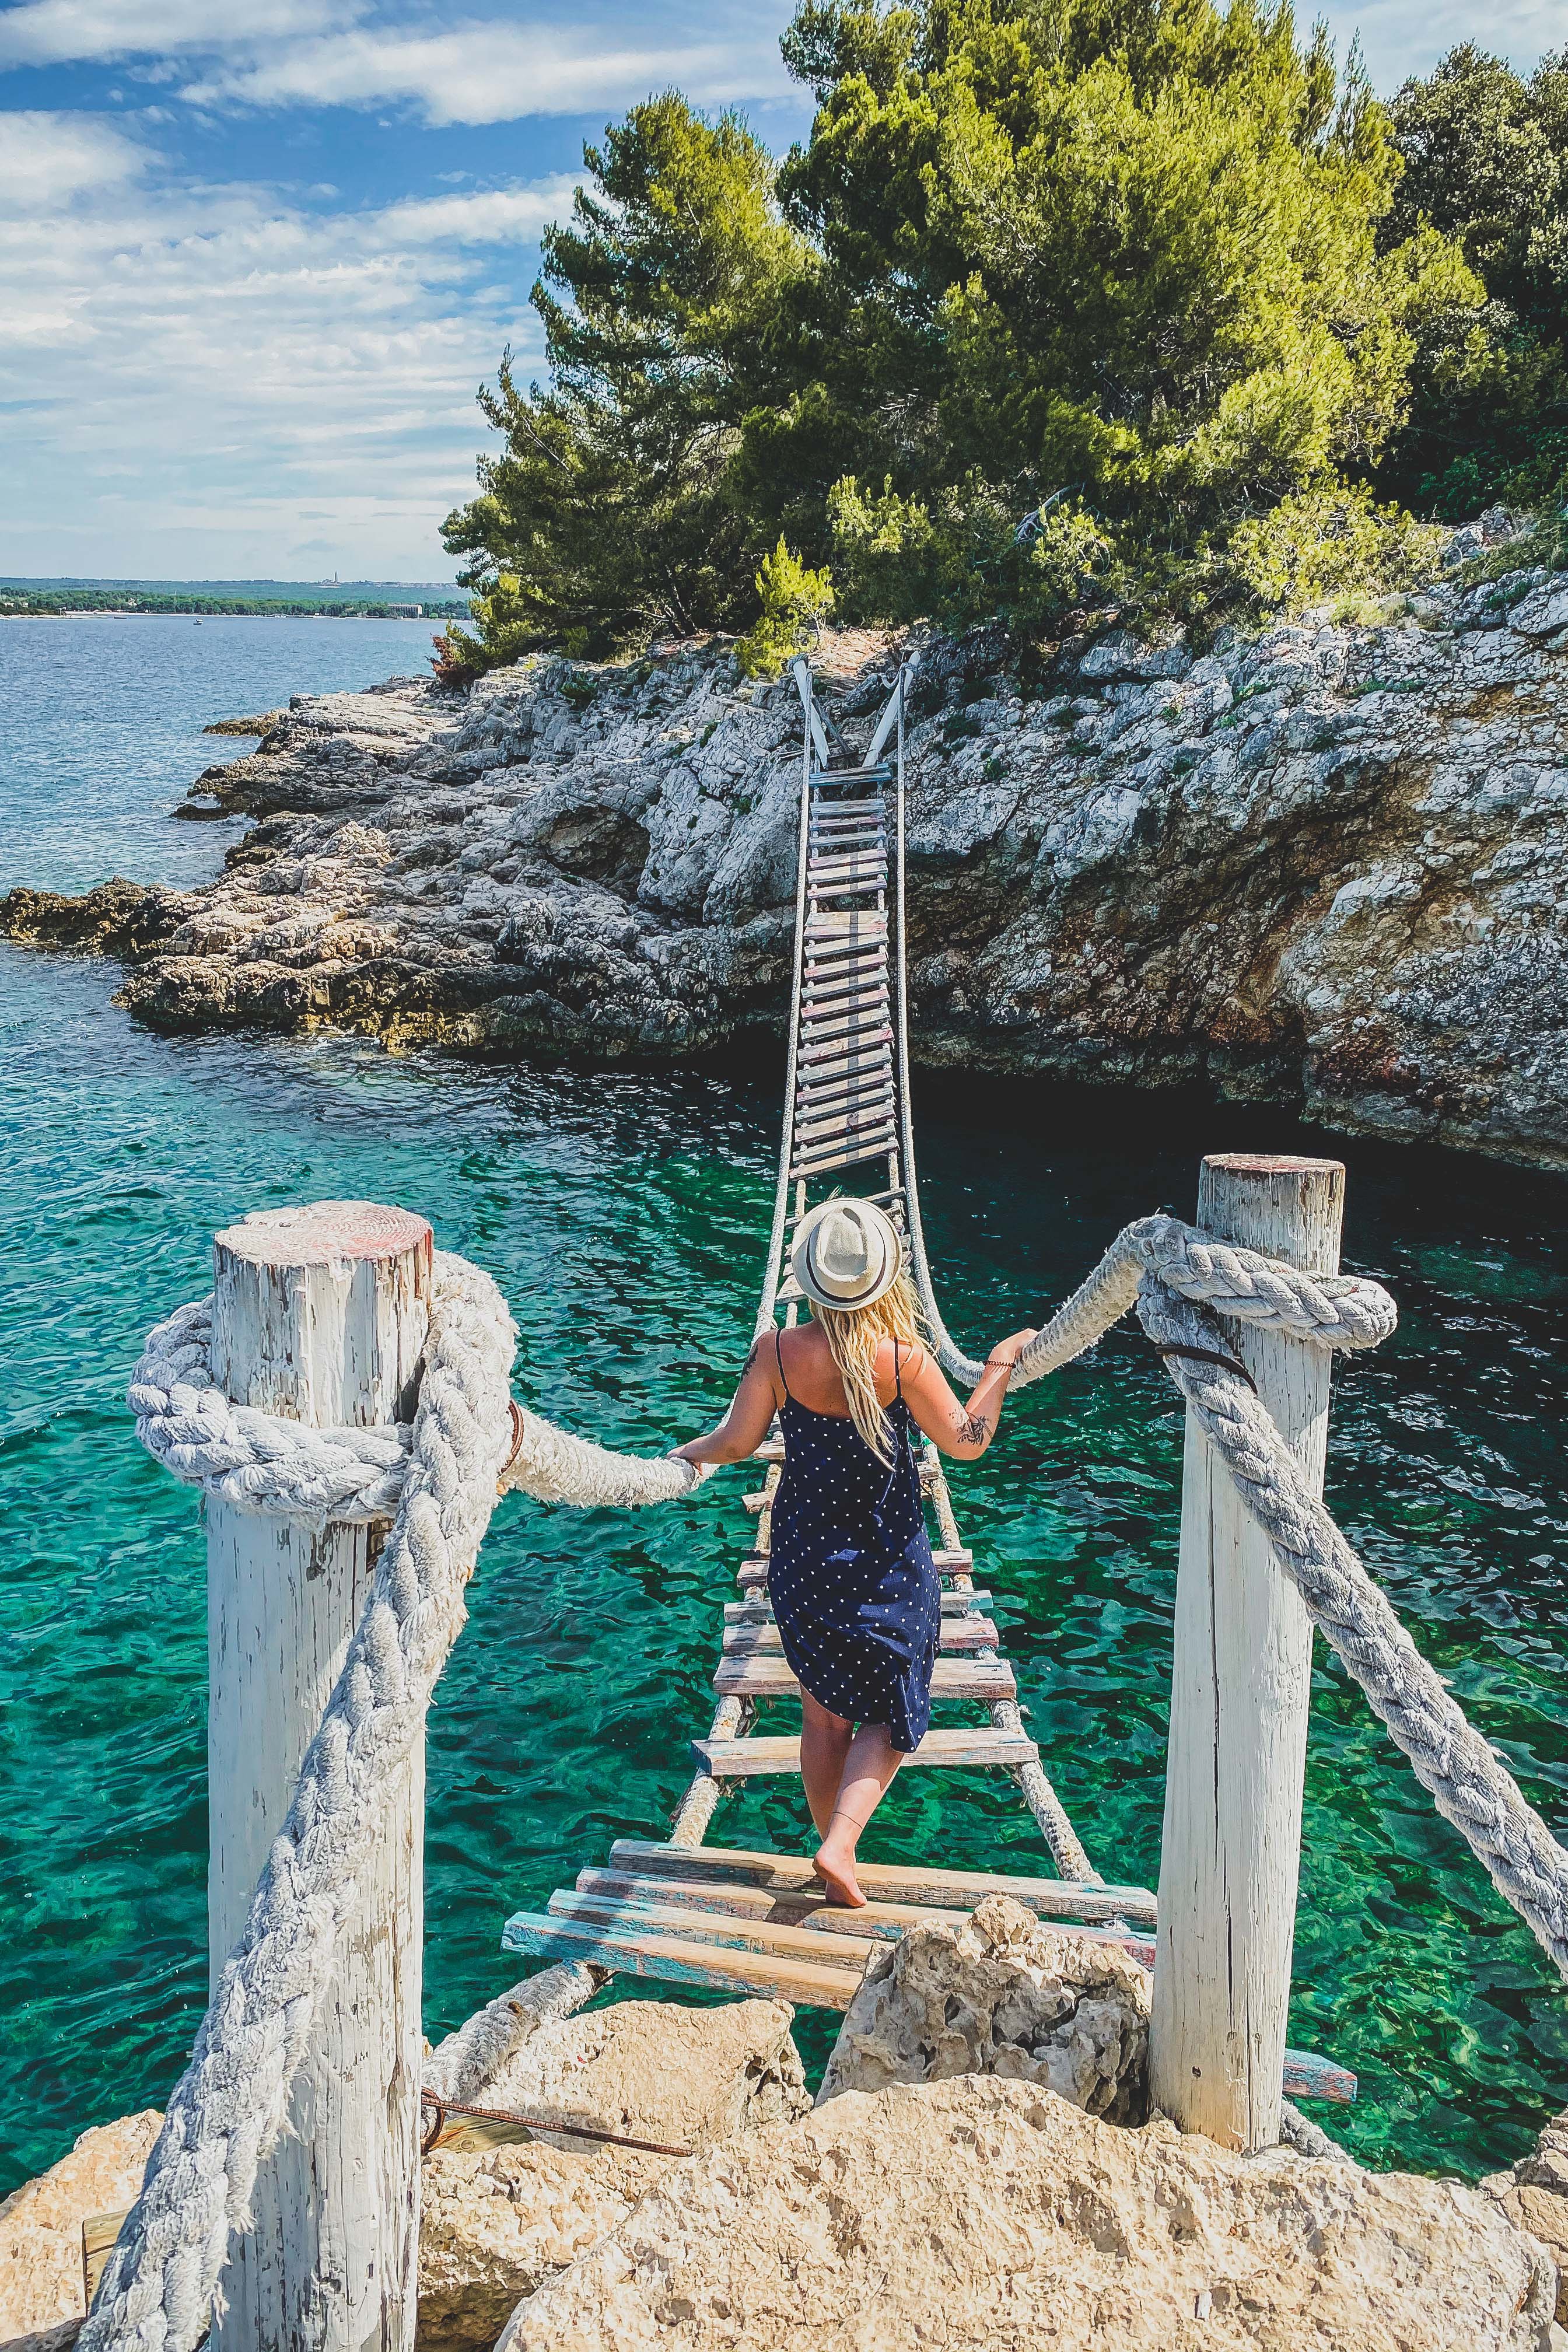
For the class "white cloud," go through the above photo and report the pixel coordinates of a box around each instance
[0,0,354,68]
[1,109,149,207]
[369,178,580,245]
[181,20,791,125]
[0,146,581,573]
[1315,0,1563,86]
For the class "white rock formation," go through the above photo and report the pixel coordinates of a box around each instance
[0,2111,160,2348]
[473,1995,809,2152]
[818,1892,1149,2122]
[498,2073,1559,2351]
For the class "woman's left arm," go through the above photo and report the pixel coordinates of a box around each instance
[672,1339,781,1466]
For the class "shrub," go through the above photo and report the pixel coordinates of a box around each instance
[736,539,836,677]
[1227,485,1448,615]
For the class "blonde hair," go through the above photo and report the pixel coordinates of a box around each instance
[814,1269,927,1464]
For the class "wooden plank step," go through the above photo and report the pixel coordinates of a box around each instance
[794,1076,896,1121]
[500,1912,863,2007]
[572,1868,1160,1975]
[793,1104,899,1147]
[574,1866,971,1940]
[801,973,888,1010]
[805,909,887,939]
[720,1616,999,1658]
[790,1137,899,1181]
[693,1723,1036,1776]
[794,1075,895,1119]
[799,992,891,1034]
[724,1590,995,1622]
[932,1547,974,1573]
[808,872,884,895]
[607,1840,1159,1927]
[809,853,887,880]
[797,1028,893,1069]
[713,1653,1016,1701]
[545,1889,876,1972]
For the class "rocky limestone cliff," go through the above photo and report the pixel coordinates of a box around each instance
[7,533,1568,1167]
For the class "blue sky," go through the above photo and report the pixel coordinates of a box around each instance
[0,0,1559,582]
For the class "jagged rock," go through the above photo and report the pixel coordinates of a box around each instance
[818,1892,1149,2122]
[417,2138,674,2352]
[1485,2109,1568,2323]
[0,2110,160,2347]
[497,2073,1559,2351]
[475,1997,809,2152]
[9,537,1568,1168]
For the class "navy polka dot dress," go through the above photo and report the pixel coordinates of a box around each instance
[767,1333,940,1753]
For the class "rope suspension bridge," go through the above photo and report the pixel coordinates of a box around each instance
[80,657,1568,2351]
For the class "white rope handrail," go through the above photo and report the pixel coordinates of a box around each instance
[908,1210,1398,1389]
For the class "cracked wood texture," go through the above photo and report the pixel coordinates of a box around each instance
[208,1200,432,2351]
[1149,1154,1343,2154]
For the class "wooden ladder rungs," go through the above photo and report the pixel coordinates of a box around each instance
[713,1654,1016,1702]
[545,1889,877,1971]
[570,1867,1158,1972]
[720,1617,1000,1658]
[693,1723,1036,1776]
[607,1839,1159,1927]
[790,1138,899,1181]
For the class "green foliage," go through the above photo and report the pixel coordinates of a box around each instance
[441,96,813,662]
[1227,484,1447,615]
[735,538,836,676]
[827,475,1113,626]
[444,8,1528,672]
[1381,45,1568,514]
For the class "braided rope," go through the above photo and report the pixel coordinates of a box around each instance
[129,1303,709,1521]
[911,1212,1397,1389]
[1138,1280,1568,1980]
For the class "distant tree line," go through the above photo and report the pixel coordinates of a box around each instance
[439,0,1568,676]
[1,590,471,620]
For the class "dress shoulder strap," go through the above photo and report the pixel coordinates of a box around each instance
[774,1326,793,1402]
[892,1337,904,1401]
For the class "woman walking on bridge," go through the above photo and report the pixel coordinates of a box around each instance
[677,1199,1035,1907]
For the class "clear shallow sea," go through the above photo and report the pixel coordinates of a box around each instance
[2,618,1566,2194]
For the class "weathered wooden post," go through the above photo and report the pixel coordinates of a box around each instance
[206,1201,432,2351]
[1149,1153,1345,2152]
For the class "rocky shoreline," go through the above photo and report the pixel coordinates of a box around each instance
[5,1905,1565,2348]
[6,524,1568,1168]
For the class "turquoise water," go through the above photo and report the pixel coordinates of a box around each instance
[2,622,1567,2196]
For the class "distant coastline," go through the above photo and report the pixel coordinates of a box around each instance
[0,577,471,622]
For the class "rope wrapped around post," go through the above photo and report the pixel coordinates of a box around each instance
[1138,1278,1568,1980]
[910,1210,1398,1390]
[91,1258,716,2352]
[129,1296,713,1522]
[915,1208,1568,1982]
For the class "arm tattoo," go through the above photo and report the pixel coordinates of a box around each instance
[957,1411,991,1446]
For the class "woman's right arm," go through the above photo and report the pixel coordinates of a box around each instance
[901,1328,1038,1461]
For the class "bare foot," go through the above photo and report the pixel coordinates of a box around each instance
[813,1849,866,1908]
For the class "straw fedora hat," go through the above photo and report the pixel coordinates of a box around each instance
[790,1197,904,1313]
